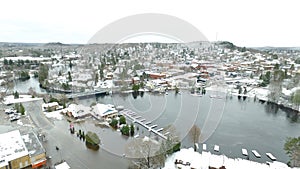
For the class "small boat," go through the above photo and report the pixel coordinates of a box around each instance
[242,148,248,156]
[252,150,261,158]
[214,145,219,152]
[209,95,224,99]
[195,143,199,150]
[266,153,276,161]
[202,144,207,151]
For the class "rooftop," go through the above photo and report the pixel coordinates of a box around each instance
[0,130,29,167]
[22,131,45,158]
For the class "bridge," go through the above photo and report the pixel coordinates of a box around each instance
[66,90,108,99]
[119,109,168,140]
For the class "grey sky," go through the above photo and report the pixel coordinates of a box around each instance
[0,0,299,47]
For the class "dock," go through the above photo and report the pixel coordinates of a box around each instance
[66,90,107,99]
[266,153,276,161]
[252,150,261,158]
[203,144,207,151]
[242,148,248,156]
[119,109,167,140]
[145,121,151,125]
[157,128,163,132]
[195,143,199,150]
[214,145,219,152]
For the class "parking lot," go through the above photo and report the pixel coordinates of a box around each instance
[0,103,35,134]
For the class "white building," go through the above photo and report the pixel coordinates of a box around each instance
[94,103,118,119]
[0,130,30,169]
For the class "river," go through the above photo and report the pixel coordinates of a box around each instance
[79,91,300,164]
[12,79,300,165]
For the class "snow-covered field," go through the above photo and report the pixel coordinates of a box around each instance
[3,95,42,105]
[43,110,64,120]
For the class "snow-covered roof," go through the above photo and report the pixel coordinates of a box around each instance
[42,102,59,108]
[67,104,91,118]
[0,130,29,167]
[95,103,117,117]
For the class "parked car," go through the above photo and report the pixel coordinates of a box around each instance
[5,109,17,115]
[10,115,20,122]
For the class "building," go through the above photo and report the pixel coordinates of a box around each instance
[147,72,166,79]
[22,132,47,168]
[66,104,91,119]
[0,130,31,169]
[0,130,47,169]
[94,103,118,119]
[42,102,60,112]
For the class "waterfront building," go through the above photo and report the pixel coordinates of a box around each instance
[0,130,46,169]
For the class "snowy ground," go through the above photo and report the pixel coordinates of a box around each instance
[164,148,292,169]
[3,95,42,105]
[43,110,64,120]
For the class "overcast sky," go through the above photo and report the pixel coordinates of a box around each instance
[0,0,299,47]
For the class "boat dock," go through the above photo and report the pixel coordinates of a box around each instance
[119,109,167,140]
[242,148,248,156]
[252,150,261,158]
[67,90,107,99]
[214,145,220,152]
[200,144,276,161]
[266,153,276,161]
[202,144,207,151]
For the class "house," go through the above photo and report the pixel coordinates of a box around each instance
[132,76,140,84]
[94,104,118,119]
[147,72,166,79]
[66,104,91,119]
[42,102,59,112]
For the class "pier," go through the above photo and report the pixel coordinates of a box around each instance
[66,90,107,99]
[251,150,261,158]
[266,153,276,161]
[242,148,248,156]
[119,109,167,140]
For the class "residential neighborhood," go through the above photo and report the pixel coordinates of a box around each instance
[0,41,300,169]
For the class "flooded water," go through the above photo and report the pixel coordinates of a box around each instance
[78,91,300,164]
[13,77,47,94]
[13,79,300,165]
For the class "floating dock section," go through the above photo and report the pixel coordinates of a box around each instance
[266,153,276,161]
[252,150,261,158]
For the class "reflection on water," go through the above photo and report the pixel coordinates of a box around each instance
[91,91,299,163]
[14,78,47,94]
[12,79,300,164]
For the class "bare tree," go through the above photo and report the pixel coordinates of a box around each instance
[125,137,161,169]
[292,89,300,112]
[126,125,180,169]
[189,125,201,151]
[58,94,68,108]
[0,72,14,103]
[268,70,284,103]
[28,87,37,97]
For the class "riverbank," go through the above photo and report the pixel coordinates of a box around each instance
[164,148,292,169]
